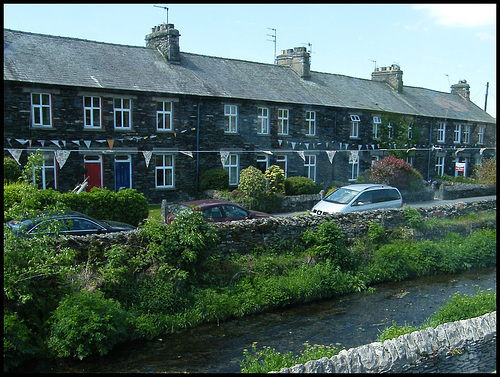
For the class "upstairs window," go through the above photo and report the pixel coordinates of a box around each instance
[257,107,269,134]
[31,93,52,128]
[454,124,462,143]
[437,122,446,143]
[157,101,173,132]
[305,111,316,136]
[477,125,485,144]
[224,105,238,133]
[114,98,132,129]
[278,109,289,135]
[372,116,381,139]
[463,125,471,144]
[350,115,360,138]
[83,96,102,129]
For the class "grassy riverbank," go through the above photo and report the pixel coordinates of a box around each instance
[3,209,496,371]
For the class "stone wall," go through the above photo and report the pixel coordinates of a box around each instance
[271,311,496,373]
[437,183,496,200]
[209,199,496,255]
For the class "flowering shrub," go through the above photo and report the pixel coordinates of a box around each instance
[264,165,285,195]
[370,155,424,191]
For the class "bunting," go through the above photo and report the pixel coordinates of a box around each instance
[296,150,305,161]
[220,151,229,166]
[55,150,71,169]
[326,150,336,164]
[349,150,359,163]
[142,151,153,167]
[180,151,193,158]
[8,149,22,164]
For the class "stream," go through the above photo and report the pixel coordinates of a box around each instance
[21,267,496,373]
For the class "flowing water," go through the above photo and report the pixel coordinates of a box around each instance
[21,267,496,373]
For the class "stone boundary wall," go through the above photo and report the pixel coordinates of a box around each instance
[210,199,496,255]
[62,199,496,259]
[437,183,496,200]
[271,311,496,373]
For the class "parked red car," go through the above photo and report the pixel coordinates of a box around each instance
[166,199,270,225]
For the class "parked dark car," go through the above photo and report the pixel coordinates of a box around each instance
[7,210,136,236]
[166,199,270,225]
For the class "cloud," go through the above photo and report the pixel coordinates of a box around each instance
[412,4,495,27]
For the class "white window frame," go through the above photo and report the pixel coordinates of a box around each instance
[256,154,269,173]
[31,93,52,128]
[388,122,393,139]
[224,105,238,133]
[463,125,471,144]
[436,156,445,176]
[41,152,57,190]
[477,125,485,145]
[223,153,240,186]
[278,109,289,135]
[156,101,173,132]
[257,107,270,135]
[305,154,317,182]
[349,157,360,181]
[408,126,413,140]
[406,155,414,166]
[83,96,102,129]
[155,154,174,188]
[350,115,360,139]
[372,116,381,139]
[276,155,288,178]
[114,98,132,130]
[437,122,446,143]
[305,111,316,136]
[454,124,462,144]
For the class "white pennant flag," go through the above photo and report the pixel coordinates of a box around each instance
[349,150,359,163]
[480,148,486,155]
[142,151,153,167]
[358,145,362,150]
[326,150,336,164]
[15,139,29,145]
[296,150,305,161]
[55,150,71,168]
[51,140,61,148]
[220,151,230,166]
[263,150,273,155]
[291,142,296,150]
[180,151,193,158]
[72,140,81,146]
[278,139,283,146]
[304,143,309,150]
[8,149,23,164]
[84,140,92,148]
[37,140,45,147]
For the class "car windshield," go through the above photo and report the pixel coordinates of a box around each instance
[323,188,359,204]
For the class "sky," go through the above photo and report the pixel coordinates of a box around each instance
[4,3,496,118]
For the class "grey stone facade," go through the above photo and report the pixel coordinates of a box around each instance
[4,26,496,203]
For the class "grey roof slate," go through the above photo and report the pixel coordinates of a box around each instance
[4,28,495,124]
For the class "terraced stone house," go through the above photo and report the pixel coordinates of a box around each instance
[4,24,496,203]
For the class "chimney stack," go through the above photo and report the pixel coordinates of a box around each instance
[372,64,403,93]
[276,47,311,78]
[145,23,180,63]
[450,79,470,100]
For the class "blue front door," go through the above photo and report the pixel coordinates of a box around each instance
[115,155,132,191]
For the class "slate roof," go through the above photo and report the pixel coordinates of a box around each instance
[4,28,495,124]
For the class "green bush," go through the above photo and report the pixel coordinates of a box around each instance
[370,155,424,192]
[265,165,285,195]
[4,157,22,184]
[284,176,319,196]
[48,290,130,360]
[238,166,267,198]
[199,168,230,191]
[473,158,496,185]
[3,311,39,372]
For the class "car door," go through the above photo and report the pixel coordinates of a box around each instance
[350,191,377,212]
[202,206,225,222]
[221,205,250,221]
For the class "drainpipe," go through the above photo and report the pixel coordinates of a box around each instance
[195,102,201,196]
[427,120,433,181]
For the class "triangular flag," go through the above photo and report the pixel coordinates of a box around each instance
[37,140,45,147]
[480,148,486,155]
[55,150,71,169]
[291,142,296,150]
[142,151,153,167]
[326,150,336,164]
[180,151,193,158]
[220,151,230,166]
[349,150,359,163]
[15,139,29,145]
[84,140,92,148]
[51,140,61,148]
[8,149,23,164]
[296,150,305,161]
[304,143,309,150]
[107,140,114,150]
[358,145,362,150]
[263,150,273,155]
[72,140,81,146]
[278,139,283,146]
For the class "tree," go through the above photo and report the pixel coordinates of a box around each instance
[370,155,424,192]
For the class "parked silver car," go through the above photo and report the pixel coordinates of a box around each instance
[311,184,403,214]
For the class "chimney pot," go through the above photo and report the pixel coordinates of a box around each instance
[145,23,181,63]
